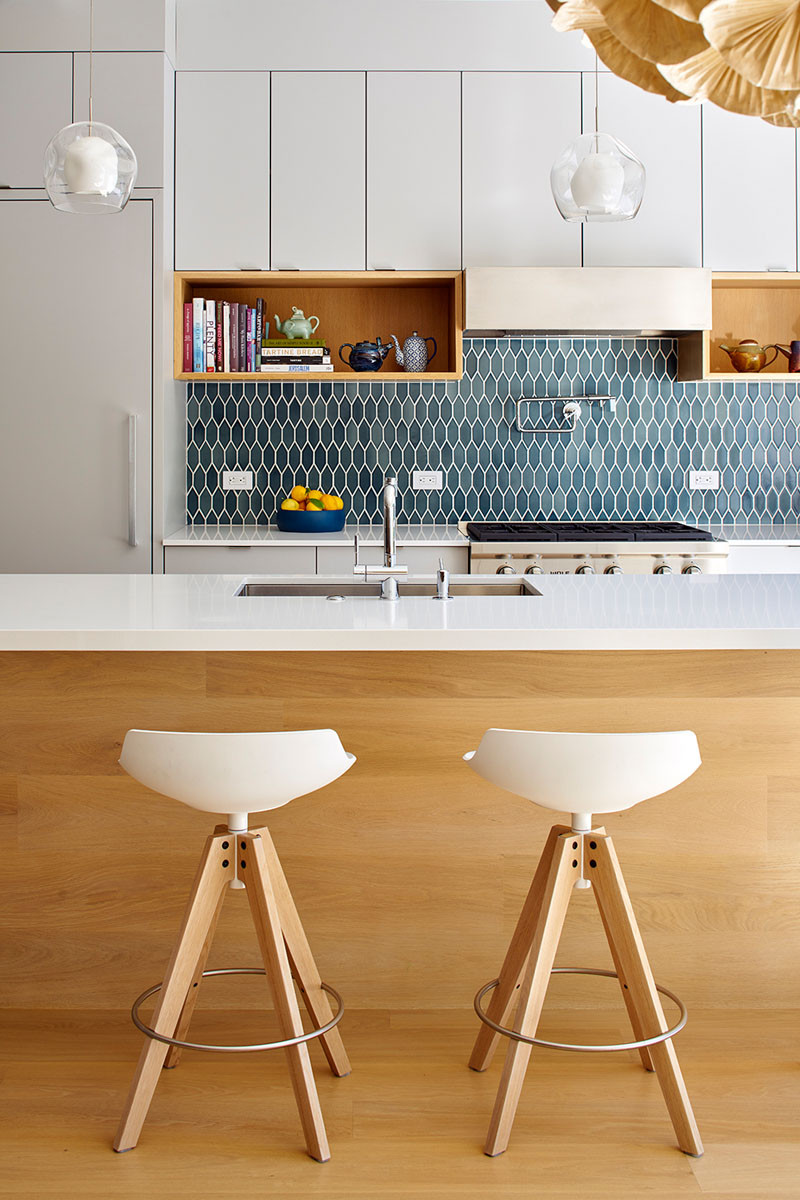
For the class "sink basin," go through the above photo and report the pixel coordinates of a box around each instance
[237,577,540,598]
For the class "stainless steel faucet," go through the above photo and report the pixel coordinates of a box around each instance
[353,472,408,600]
[434,557,451,601]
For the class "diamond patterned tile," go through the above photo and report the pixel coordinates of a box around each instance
[185,338,800,526]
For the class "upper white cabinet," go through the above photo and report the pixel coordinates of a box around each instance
[582,74,702,267]
[0,53,72,187]
[271,72,365,270]
[367,72,460,270]
[74,52,169,187]
[462,72,581,267]
[176,72,269,269]
[703,105,797,271]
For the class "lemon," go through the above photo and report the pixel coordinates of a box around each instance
[306,497,324,511]
[306,489,323,501]
[321,495,338,511]
[290,485,307,502]
[281,498,300,510]
[333,496,344,510]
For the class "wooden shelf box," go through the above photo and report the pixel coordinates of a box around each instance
[174,271,463,381]
[679,273,800,382]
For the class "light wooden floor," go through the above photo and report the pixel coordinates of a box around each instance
[1,1007,797,1198]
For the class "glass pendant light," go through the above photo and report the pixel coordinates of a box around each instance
[550,55,645,223]
[43,0,137,214]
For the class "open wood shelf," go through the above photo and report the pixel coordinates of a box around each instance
[174,270,463,381]
[678,272,800,382]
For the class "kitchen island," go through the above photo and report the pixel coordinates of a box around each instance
[2,570,798,1194]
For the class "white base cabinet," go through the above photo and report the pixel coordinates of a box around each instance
[725,544,800,573]
[164,546,316,574]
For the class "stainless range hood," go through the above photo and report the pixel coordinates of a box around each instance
[464,267,712,337]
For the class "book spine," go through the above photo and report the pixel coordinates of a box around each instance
[192,297,204,372]
[222,302,230,373]
[215,300,223,371]
[262,338,325,347]
[262,355,332,365]
[261,345,329,358]
[246,308,254,373]
[230,304,239,372]
[238,304,247,373]
[259,363,335,373]
[255,299,263,371]
[183,303,192,372]
[205,299,216,372]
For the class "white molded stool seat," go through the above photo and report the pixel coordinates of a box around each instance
[464,728,701,820]
[120,727,356,825]
[464,727,704,1160]
[114,727,355,1163]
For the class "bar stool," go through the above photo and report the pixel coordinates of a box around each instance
[464,728,703,1159]
[113,728,355,1162]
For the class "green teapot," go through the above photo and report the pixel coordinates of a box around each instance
[274,306,320,340]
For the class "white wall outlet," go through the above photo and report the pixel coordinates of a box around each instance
[412,470,443,491]
[688,469,720,491]
[222,470,253,491]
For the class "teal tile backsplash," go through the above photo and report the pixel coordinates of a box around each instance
[186,337,800,526]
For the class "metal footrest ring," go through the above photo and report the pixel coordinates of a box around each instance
[475,966,687,1053]
[131,967,344,1053]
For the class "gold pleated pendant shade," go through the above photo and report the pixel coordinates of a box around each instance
[701,0,800,91]
[592,0,708,63]
[652,0,707,19]
[658,45,800,116]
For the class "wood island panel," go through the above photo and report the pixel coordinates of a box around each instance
[1,649,799,1013]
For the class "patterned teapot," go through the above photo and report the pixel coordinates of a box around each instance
[274,306,320,340]
[338,336,393,372]
[718,339,778,373]
[390,331,437,373]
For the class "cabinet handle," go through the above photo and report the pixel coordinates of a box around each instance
[128,414,138,548]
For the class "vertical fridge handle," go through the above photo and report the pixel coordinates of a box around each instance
[128,414,138,547]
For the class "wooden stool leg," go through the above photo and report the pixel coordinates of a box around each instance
[469,824,569,1073]
[242,832,330,1164]
[253,825,351,1078]
[163,885,226,1069]
[484,833,578,1157]
[114,832,232,1152]
[589,826,653,1073]
[591,832,704,1157]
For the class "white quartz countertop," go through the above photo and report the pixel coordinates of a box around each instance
[3,572,800,651]
[163,523,468,547]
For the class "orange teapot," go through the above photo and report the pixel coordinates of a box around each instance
[719,339,778,373]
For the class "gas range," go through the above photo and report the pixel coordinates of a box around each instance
[463,521,728,576]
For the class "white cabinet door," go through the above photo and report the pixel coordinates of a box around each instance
[367,72,460,269]
[164,546,316,574]
[703,105,797,271]
[462,72,581,267]
[583,74,702,267]
[725,544,800,572]
[0,53,72,187]
[74,52,168,187]
[271,72,365,269]
[176,72,269,269]
[0,198,152,573]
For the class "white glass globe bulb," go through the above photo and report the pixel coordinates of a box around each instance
[63,134,119,196]
[569,151,625,213]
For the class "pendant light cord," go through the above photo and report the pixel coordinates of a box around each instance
[88,0,94,131]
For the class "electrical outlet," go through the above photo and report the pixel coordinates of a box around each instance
[688,470,719,491]
[222,470,253,491]
[412,470,443,491]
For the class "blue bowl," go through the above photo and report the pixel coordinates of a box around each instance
[276,508,346,533]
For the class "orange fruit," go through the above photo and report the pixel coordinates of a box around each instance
[306,489,323,501]
[332,496,344,510]
[290,485,307,502]
[321,495,338,510]
[281,498,300,510]
[306,497,324,511]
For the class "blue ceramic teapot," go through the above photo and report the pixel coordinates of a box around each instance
[339,337,393,372]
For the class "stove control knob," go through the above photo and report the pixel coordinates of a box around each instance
[682,562,702,575]
[575,563,595,575]
[654,563,673,575]
[605,564,623,575]
[525,563,544,575]
[496,564,517,575]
